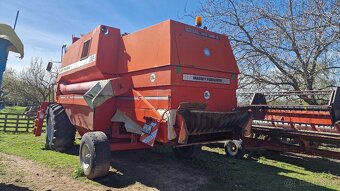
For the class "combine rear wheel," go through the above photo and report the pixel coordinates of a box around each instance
[45,104,76,152]
[80,132,111,179]
[173,145,200,159]
[224,140,245,159]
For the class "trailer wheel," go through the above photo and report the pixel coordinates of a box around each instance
[335,121,340,128]
[173,145,200,159]
[224,140,245,159]
[45,104,76,152]
[80,132,111,179]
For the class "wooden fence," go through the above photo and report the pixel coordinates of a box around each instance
[0,113,45,133]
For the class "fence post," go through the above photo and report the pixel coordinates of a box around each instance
[26,116,30,132]
[15,114,19,132]
[4,114,7,132]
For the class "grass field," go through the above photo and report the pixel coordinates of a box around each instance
[0,132,339,190]
[0,133,78,169]
[0,106,26,114]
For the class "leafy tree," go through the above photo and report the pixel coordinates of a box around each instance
[2,58,57,105]
[195,0,339,104]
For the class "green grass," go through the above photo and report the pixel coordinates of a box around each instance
[196,146,340,191]
[73,165,85,178]
[0,132,339,191]
[0,106,26,114]
[0,132,78,169]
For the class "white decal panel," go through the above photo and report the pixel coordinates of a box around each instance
[182,74,230,84]
[59,54,96,74]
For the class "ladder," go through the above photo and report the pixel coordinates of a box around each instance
[32,101,50,136]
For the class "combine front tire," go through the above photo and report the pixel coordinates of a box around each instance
[224,140,245,159]
[80,132,111,179]
[45,104,76,152]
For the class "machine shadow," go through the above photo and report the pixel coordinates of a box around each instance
[65,145,80,156]
[0,183,32,191]
[208,143,340,176]
[41,145,80,156]
[91,145,336,191]
[95,148,204,190]
[262,152,340,176]
[39,141,337,190]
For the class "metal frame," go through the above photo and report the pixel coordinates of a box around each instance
[242,87,340,159]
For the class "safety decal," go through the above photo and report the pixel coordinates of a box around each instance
[140,122,159,147]
[59,54,96,74]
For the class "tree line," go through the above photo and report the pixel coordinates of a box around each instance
[195,0,339,104]
[1,58,57,106]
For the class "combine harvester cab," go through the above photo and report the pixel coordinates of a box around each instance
[33,20,252,179]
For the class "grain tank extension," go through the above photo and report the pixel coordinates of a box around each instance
[33,20,251,179]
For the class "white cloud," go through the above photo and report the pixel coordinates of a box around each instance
[5,23,69,71]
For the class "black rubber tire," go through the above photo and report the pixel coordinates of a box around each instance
[173,145,201,159]
[80,132,111,179]
[45,104,76,152]
[224,140,245,159]
[335,120,340,128]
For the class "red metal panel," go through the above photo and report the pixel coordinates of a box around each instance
[171,87,236,112]
[58,25,120,84]
[118,21,171,73]
[57,95,88,106]
[110,142,150,151]
[264,109,333,125]
[63,104,94,130]
[63,98,116,132]
[125,67,172,88]
[170,21,239,74]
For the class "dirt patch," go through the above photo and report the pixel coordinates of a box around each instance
[1,144,338,191]
[0,149,209,191]
[0,153,154,191]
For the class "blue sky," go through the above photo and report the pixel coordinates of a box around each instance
[0,0,200,71]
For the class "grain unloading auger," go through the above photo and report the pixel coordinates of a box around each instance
[33,19,252,179]
[228,88,340,159]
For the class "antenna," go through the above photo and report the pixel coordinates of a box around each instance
[13,10,20,30]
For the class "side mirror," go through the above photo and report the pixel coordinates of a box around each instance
[46,62,53,72]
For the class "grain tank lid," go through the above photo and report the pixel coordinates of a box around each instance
[0,23,24,58]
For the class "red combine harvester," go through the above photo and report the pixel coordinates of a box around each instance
[33,19,340,179]
[33,19,252,179]
[230,89,340,160]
